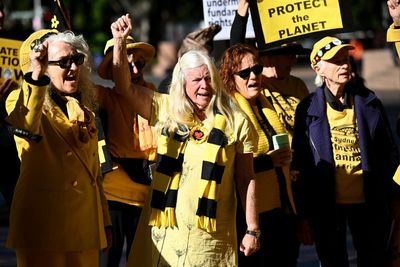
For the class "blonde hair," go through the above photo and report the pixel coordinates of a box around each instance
[44,31,95,112]
[165,50,239,135]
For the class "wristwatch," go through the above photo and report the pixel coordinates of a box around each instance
[246,229,261,239]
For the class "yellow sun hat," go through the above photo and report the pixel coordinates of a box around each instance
[310,36,354,66]
[97,36,155,80]
[19,29,58,74]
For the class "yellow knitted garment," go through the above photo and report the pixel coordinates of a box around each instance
[233,91,286,155]
[149,113,227,233]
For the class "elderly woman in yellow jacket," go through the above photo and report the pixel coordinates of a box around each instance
[387,0,400,56]
[5,30,111,267]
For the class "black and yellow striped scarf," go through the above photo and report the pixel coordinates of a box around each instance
[149,112,228,233]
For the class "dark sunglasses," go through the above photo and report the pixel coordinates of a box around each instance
[234,64,263,79]
[127,54,146,70]
[133,61,145,70]
[48,53,85,69]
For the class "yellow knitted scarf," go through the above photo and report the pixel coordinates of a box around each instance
[234,92,296,214]
[233,91,285,156]
[149,112,227,233]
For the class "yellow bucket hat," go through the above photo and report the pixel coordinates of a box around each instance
[310,36,354,66]
[19,29,58,74]
[97,36,155,80]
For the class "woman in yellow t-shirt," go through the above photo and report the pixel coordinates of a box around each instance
[220,43,298,267]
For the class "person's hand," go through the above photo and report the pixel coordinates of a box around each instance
[30,40,48,80]
[240,232,260,256]
[296,219,314,246]
[388,0,400,26]
[102,226,113,252]
[266,147,292,167]
[237,0,249,17]
[111,13,133,40]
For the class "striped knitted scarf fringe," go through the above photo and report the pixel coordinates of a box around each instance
[149,112,228,233]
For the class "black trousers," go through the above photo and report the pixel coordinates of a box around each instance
[237,206,299,267]
[106,201,142,267]
[312,203,392,267]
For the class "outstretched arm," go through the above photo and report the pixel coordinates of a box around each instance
[110,14,154,120]
[235,152,260,256]
[230,0,249,46]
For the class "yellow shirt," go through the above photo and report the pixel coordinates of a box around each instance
[96,84,156,206]
[262,75,309,141]
[387,23,400,58]
[95,84,157,160]
[327,100,365,204]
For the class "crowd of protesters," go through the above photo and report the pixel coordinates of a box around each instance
[1,0,400,266]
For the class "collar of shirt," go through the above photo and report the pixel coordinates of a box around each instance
[324,85,350,111]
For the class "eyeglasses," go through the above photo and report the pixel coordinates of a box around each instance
[132,61,145,70]
[48,53,85,69]
[234,64,263,79]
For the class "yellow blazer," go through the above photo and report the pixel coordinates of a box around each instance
[387,23,400,57]
[5,78,111,251]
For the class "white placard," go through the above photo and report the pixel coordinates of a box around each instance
[202,0,255,41]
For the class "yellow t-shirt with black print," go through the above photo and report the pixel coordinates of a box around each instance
[327,98,365,204]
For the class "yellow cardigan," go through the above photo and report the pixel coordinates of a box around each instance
[5,77,111,251]
[387,23,400,57]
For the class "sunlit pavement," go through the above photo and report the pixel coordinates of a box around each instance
[0,48,398,267]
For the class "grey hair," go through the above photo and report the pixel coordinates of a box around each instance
[313,60,325,87]
[45,31,95,111]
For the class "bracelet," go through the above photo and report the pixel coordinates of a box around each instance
[246,229,261,239]
[24,72,50,86]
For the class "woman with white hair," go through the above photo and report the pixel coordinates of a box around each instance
[5,30,111,267]
[290,36,399,267]
[110,14,259,266]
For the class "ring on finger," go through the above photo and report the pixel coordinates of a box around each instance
[33,44,42,53]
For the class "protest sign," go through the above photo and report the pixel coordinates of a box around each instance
[0,38,23,85]
[202,0,255,41]
[249,0,353,49]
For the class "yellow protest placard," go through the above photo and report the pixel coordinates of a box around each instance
[249,0,352,47]
[0,38,23,85]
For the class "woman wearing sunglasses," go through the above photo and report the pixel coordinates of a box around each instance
[219,43,298,267]
[94,35,157,267]
[5,30,112,266]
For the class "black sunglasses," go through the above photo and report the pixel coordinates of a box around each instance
[133,61,145,70]
[127,54,146,70]
[234,64,263,79]
[48,53,85,69]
